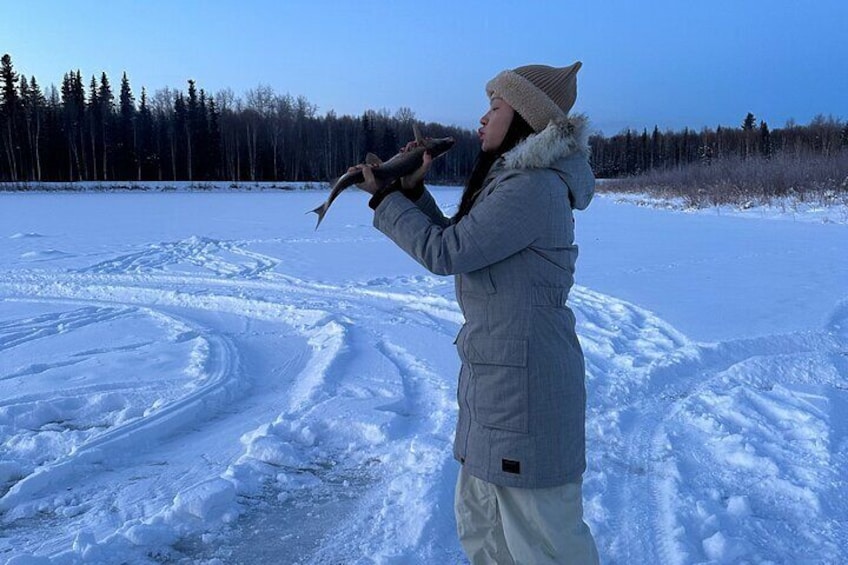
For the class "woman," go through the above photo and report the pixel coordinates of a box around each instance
[356,62,600,564]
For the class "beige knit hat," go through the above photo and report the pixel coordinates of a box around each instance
[486,62,582,132]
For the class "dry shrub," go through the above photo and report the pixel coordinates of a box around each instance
[604,151,848,208]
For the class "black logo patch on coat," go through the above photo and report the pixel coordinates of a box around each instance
[502,459,521,474]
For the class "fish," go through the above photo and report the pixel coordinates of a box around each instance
[309,124,455,228]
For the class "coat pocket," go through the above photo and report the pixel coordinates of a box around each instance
[466,337,529,434]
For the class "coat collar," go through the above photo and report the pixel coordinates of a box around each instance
[500,114,590,170]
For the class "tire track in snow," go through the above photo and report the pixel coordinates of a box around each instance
[2,266,682,562]
[0,305,241,519]
[283,315,349,416]
[575,285,848,564]
[1,270,462,338]
[2,221,464,562]
[0,268,335,557]
[2,260,447,559]
[0,304,135,352]
[173,282,462,563]
[13,234,843,562]
[571,286,700,565]
[658,328,848,563]
[304,338,459,564]
[81,236,279,278]
[6,261,844,563]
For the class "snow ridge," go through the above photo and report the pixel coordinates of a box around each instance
[1,190,845,564]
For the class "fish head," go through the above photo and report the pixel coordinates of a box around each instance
[423,136,456,159]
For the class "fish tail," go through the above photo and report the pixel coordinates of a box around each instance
[308,202,329,229]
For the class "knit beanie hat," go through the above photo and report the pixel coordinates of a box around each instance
[486,62,582,132]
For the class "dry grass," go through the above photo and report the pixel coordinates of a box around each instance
[604,152,848,208]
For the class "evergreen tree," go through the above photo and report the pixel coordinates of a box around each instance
[152,86,175,180]
[17,74,31,177]
[624,129,636,175]
[0,54,19,110]
[380,125,397,161]
[293,95,316,179]
[119,72,136,179]
[186,80,199,180]
[1,53,21,180]
[197,88,210,179]
[759,120,772,158]
[207,97,222,180]
[651,125,661,169]
[173,92,187,179]
[683,127,693,166]
[42,83,63,180]
[841,123,848,147]
[137,86,153,180]
[98,72,114,179]
[362,111,376,155]
[119,73,135,119]
[17,73,47,180]
[61,70,86,180]
[88,75,100,178]
[742,112,757,158]
[17,73,29,103]
[25,76,46,180]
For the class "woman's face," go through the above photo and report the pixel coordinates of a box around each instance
[478,97,515,153]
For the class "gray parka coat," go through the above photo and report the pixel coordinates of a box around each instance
[373,116,595,488]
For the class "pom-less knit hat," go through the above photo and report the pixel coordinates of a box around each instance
[486,62,582,133]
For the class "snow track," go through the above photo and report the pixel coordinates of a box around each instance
[577,290,848,564]
[0,304,240,518]
[1,191,846,563]
[0,234,470,562]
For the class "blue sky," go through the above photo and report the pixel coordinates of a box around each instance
[3,0,847,134]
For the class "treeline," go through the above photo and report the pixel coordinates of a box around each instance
[2,53,847,187]
[0,54,478,184]
[590,112,848,178]
[592,112,848,205]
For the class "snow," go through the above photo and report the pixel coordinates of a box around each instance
[1,186,846,564]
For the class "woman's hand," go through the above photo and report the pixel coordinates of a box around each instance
[354,140,432,197]
[398,141,433,191]
[352,164,386,195]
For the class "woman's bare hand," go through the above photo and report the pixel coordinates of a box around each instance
[352,164,385,195]
[398,140,433,191]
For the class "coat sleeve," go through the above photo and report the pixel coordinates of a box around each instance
[412,187,452,228]
[373,171,547,275]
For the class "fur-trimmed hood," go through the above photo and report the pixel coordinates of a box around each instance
[502,114,590,169]
[498,114,595,210]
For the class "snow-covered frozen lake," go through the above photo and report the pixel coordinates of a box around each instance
[1,187,847,564]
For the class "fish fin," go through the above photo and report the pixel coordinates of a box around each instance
[365,152,383,166]
[308,202,329,229]
[413,123,424,144]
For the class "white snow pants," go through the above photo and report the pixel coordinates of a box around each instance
[455,466,600,565]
